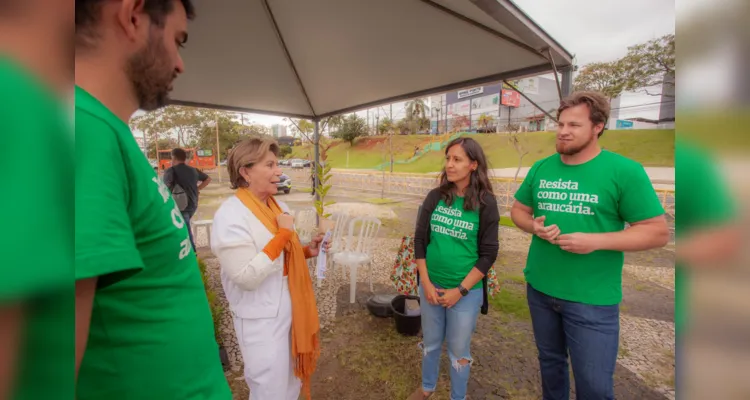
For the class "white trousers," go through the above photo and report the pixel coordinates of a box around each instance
[233,277,301,400]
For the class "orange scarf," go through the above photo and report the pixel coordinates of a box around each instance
[236,188,320,399]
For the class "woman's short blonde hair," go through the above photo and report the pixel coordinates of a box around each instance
[227,137,280,189]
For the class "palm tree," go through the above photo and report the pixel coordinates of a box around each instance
[405,98,427,122]
[324,114,345,135]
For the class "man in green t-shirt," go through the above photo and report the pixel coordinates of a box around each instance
[75,1,230,399]
[511,91,669,399]
[0,3,74,399]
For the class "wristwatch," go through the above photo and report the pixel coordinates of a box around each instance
[458,285,469,296]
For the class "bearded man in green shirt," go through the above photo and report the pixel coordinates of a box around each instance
[511,91,670,399]
[74,1,230,398]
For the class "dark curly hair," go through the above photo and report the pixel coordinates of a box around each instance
[438,137,494,211]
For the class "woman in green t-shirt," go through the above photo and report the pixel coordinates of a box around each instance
[410,137,500,400]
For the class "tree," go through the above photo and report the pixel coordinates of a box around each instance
[332,114,368,145]
[146,138,177,159]
[477,114,496,132]
[278,145,292,158]
[131,105,219,157]
[193,112,244,162]
[378,117,394,134]
[409,116,430,134]
[405,98,427,121]
[507,126,529,182]
[451,115,470,133]
[285,115,344,144]
[158,106,206,146]
[395,119,411,135]
[573,61,627,100]
[324,115,345,135]
[287,119,315,143]
[131,112,166,159]
[620,34,675,97]
[404,98,428,134]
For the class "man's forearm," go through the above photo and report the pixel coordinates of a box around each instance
[511,207,534,234]
[595,224,669,252]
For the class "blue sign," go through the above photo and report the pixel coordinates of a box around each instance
[616,120,634,129]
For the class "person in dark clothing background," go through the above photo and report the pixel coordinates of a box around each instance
[163,148,211,250]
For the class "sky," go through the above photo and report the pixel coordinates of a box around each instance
[512,0,675,120]
[136,0,675,131]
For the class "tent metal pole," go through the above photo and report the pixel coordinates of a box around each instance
[503,80,557,122]
[561,66,574,98]
[547,48,564,102]
[314,119,320,226]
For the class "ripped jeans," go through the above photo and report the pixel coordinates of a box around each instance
[418,283,483,400]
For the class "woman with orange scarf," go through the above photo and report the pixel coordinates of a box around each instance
[211,137,326,399]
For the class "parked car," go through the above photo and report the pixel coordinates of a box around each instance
[276,173,292,194]
[302,159,312,168]
[291,159,305,169]
[279,159,290,166]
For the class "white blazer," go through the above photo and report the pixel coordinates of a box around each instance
[211,195,292,319]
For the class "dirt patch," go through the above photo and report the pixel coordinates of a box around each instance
[356,137,388,151]
[308,281,667,400]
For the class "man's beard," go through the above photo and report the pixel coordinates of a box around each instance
[556,133,595,156]
[126,31,174,111]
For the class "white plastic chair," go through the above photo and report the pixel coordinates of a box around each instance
[332,216,381,303]
[317,212,350,288]
[294,208,317,244]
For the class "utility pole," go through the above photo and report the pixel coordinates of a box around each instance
[215,117,222,183]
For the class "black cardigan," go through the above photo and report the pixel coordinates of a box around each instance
[414,188,500,314]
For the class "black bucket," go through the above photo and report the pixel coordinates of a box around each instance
[391,295,421,336]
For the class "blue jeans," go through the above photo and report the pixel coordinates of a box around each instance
[182,210,196,251]
[526,283,619,400]
[419,283,483,400]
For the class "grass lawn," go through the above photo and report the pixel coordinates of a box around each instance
[363,197,400,204]
[289,129,675,173]
[291,135,430,169]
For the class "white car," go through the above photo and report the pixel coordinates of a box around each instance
[291,159,305,169]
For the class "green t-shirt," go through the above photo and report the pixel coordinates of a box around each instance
[515,150,665,305]
[0,57,74,400]
[425,196,482,290]
[75,86,230,399]
[674,139,735,333]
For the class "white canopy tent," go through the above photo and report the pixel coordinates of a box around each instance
[169,0,574,193]
[171,0,574,118]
